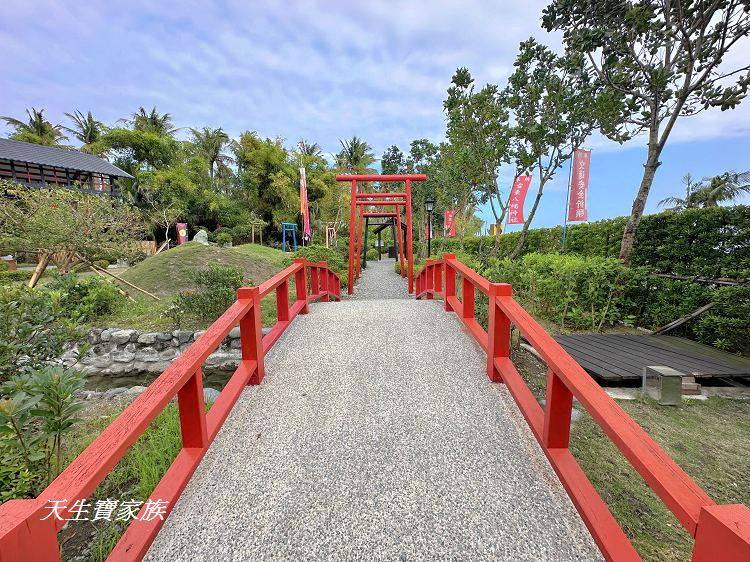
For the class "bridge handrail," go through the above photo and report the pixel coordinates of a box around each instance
[0,258,340,561]
[416,253,749,562]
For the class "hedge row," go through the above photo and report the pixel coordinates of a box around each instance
[436,206,750,279]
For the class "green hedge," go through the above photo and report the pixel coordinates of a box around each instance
[0,270,32,285]
[439,206,750,278]
[291,245,348,288]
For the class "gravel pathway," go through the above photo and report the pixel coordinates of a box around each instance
[349,258,410,300]
[145,265,602,561]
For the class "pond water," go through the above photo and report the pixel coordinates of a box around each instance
[83,369,234,392]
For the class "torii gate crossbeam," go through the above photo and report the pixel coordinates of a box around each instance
[336,174,426,295]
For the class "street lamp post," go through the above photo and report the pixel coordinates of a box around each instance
[425,196,435,257]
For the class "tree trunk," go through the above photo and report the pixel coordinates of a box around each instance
[618,148,661,264]
[508,181,546,260]
[29,252,51,288]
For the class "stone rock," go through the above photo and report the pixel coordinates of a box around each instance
[100,329,114,342]
[112,350,136,363]
[124,342,137,353]
[157,332,174,342]
[193,330,206,341]
[124,385,147,397]
[87,329,103,345]
[137,333,159,345]
[60,350,79,367]
[111,329,137,345]
[203,388,220,403]
[228,326,241,339]
[174,330,193,344]
[159,348,177,360]
[193,229,209,245]
[104,387,128,399]
[135,347,160,362]
[229,338,242,349]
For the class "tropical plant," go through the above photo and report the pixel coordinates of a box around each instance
[189,127,232,187]
[698,171,750,207]
[335,136,376,174]
[543,0,750,263]
[126,107,179,137]
[1,108,67,146]
[62,110,105,148]
[658,174,704,211]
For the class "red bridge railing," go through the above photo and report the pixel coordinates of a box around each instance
[416,253,750,562]
[0,258,340,562]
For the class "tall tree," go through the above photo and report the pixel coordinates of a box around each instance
[189,127,232,188]
[505,38,607,259]
[543,0,750,263]
[126,107,179,137]
[444,68,512,225]
[2,108,67,146]
[658,173,703,211]
[381,145,406,192]
[62,110,105,147]
[697,170,750,207]
[335,136,376,174]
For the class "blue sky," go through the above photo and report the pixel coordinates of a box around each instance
[2,1,749,229]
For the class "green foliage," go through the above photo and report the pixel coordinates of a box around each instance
[47,274,122,322]
[175,265,244,323]
[215,231,232,246]
[0,367,84,497]
[229,225,253,245]
[1,108,67,146]
[0,286,76,382]
[0,270,33,285]
[366,249,379,261]
[291,245,347,288]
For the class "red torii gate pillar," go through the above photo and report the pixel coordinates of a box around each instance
[336,174,426,295]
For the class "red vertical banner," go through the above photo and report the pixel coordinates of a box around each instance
[567,149,590,222]
[506,175,532,225]
[444,209,456,237]
[176,223,188,245]
[299,167,312,241]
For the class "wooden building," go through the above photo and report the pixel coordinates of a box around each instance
[0,138,132,196]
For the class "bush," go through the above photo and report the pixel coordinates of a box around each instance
[215,231,232,247]
[366,249,379,261]
[0,261,8,272]
[230,225,253,245]
[0,270,32,285]
[94,259,110,269]
[0,286,77,382]
[47,274,122,322]
[175,265,244,323]
[291,245,348,288]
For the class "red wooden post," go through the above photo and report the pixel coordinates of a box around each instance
[425,261,434,300]
[433,261,442,295]
[276,279,290,322]
[294,258,308,314]
[320,261,329,302]
[310,266,320,297]
[0,500,59,561]
[691,504,750,561]
[238,286,264,384]
[355,211,364,280]
[347,179,357,294]
[177,368,208,448]
[444,253,456,311]
[396,211,406,277]
[543,367,574,448]
[462,277,475,319]
[405,179,414,293]
[486,282,512,382]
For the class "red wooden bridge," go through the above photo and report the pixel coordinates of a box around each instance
[0,254,748,561]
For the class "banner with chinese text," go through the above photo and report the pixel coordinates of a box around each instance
[444,209,456,237]
[507,175,532,224]
[567,149,591,222]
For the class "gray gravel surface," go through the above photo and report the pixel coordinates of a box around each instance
[146,296,602,560]
[349,258,410,300]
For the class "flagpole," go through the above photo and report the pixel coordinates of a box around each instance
[561,150,574,250]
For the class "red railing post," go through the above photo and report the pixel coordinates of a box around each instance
[542,367,574,449]
[276,279,290,322]
[462,277,475,319]
[347,179,357,294]
[310,265,320,297]
[320,261,329,302]
[178,368,208,448]
[293,258,308,314]
[0,501,59,561]
[425,261,434,299]
[691,504,750,561]
[487,282,512,382]
[238,286,265,385]
[433,261,442,295]
[444,254,456,311]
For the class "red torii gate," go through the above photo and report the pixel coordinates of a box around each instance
[336,174,427,295]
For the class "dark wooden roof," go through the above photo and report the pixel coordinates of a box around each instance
[0,138,132,178]
[554,333,750,382]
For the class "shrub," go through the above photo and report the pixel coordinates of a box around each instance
[230,225,253,245]
[0,286,76,382]
[215,231,232,247]
[175,265,244,323]
[291,245,348,288]
[47,274,122,322]
[366,249,379,261]
[0,261,8,272]
[94,259,110,270]
[0,270,32,285]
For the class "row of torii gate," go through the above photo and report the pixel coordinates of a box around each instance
[335,174,426,295]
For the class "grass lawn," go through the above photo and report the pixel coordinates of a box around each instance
[512,347,750,561]
[92,243,292,331]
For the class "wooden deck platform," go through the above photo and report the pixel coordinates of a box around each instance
[554,334,750,382]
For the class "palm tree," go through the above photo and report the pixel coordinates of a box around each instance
[698,171,750,207]
[658,174,703,211]
[335,136,376,173]
[189,127,232,187]
[62,110,105,146]
[298,140,322,158]
[126,107,179,137]
[1,108,67,146]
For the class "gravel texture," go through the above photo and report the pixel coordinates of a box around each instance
[348,258,410,300]
[145,264,602,561]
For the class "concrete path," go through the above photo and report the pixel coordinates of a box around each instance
[146,261,602,561]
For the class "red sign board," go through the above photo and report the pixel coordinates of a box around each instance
[176,223,188,245]
[444,209,456,237]
[567,149,591,222]
[507,175,532,225]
